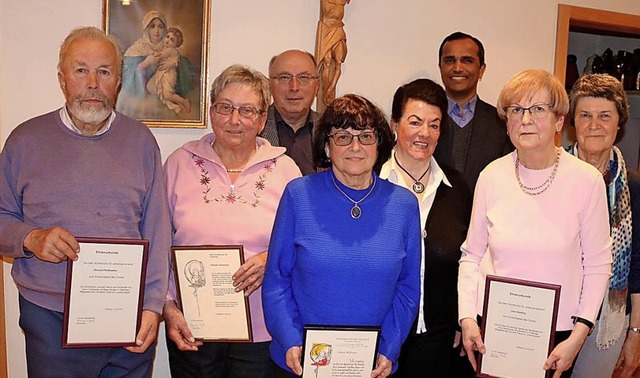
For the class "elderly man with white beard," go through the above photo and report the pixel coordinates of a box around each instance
[0,26,170,377]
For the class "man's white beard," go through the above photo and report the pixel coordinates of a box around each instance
[68,92,114,125]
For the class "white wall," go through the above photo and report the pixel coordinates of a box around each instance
[2,0,640,377]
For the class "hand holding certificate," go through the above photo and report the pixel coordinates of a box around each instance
[477,275,560,378]
[301,326,380,378]
[63,237,148,348]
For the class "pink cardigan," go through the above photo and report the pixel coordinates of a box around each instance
[165,134,301,342]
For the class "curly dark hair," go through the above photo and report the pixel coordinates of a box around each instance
[313,94,393,173]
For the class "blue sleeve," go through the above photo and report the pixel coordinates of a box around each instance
[379,196,421,366]
[262,186,304,350]
[628,169,640,294]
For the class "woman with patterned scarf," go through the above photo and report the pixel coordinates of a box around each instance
[567,74,640,378]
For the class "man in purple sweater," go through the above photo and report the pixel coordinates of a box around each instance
[0,27,171,377]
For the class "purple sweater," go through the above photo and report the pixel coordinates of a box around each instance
[0,109,171,314]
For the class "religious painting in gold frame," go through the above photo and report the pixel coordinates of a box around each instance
[103,0,210,128]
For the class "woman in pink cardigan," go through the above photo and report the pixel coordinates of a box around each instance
[162,65,301,377]
[458,70,612,378]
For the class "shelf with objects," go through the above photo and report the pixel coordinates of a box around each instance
[554,4,640,169]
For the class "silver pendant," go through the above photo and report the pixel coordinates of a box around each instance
[413,181,425,193]
[350,204,361,219]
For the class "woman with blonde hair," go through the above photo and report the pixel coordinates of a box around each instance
[458,70,612,377]
[163,65,301,377]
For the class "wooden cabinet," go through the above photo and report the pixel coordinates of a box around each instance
[554,4,640,86]
[554,4,640,169]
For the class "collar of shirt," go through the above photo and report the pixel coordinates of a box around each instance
[274,108,313,132]
[381,153,452,201]
[59,106,115,136]
[447,95,478,128]
[380,153,451,334]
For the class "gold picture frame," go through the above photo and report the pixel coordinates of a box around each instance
[103,0,210,128]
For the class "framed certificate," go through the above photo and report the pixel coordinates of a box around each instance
[172,245,252,342]
[63,237,148,348]
[301,325,380,378]
[478,275,561,378]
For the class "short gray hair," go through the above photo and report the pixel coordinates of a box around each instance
[568,73,629,128]
[58,27,123,78]
[210,65,271,112]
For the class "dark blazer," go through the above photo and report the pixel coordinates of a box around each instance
[433,98,514,193]
[628,168,640,297]
[259,105,321,147]
[419,164,473,333]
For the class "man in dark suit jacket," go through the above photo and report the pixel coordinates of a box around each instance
[433,31,513,378]
[260,50,321,175]
[434,32,513,193]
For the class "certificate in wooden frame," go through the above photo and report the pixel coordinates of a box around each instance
[63,237,148,348]
[103,0,210,128]
[478,275,561,378]
[172,245,252,342]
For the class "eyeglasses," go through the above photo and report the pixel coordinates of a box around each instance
[271,73,318,86]
[504,103,553,120]
[212,103,263,119]
[328,131,378,146]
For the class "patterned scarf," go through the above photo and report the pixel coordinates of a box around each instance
[567,144,632,349]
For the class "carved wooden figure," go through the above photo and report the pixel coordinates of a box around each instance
[315,0,350,110]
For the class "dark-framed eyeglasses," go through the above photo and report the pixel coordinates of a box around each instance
[328,131,378,146]
[212,103,264,119]
[271,73,318,86]
[504,103,553,120]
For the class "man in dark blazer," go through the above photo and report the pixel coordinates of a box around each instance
[434,32,513,193]
[260,49,321,175]
[433,32,512,378]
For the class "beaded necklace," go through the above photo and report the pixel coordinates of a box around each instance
[514,148,560,196]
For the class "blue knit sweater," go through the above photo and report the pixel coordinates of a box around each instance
[262,169,421,373]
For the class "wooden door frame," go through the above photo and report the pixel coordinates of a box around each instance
[0,261,7,377]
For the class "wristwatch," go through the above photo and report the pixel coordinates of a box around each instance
[571,316,595,335]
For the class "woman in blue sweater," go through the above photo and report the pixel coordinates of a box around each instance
[262,94,421,377]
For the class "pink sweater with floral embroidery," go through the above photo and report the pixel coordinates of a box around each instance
[164,133,301,342]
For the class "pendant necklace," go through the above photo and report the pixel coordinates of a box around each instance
[393,153,431,193]
[331,173,377,219]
